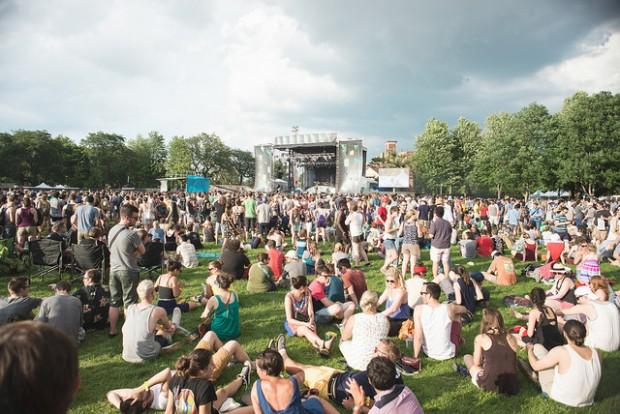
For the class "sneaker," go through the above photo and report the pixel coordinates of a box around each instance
[395,360,418,376]
[238,361,252,389]
[267,338,276,351]
[276,334,286,352]
[192,294,204,303]
[452,363,470,378]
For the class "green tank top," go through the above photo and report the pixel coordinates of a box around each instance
[211,293,240,341]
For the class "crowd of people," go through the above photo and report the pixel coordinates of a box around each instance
[1,188,620,413]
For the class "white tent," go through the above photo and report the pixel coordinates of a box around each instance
[34,182,53,189]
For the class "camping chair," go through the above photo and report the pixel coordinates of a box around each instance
[139,241,165,280]
[27,238,63,281]
[70,242,108,284]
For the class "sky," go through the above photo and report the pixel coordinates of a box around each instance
[0,0,619,157]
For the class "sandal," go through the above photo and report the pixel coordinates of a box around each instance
[318,341,330,358]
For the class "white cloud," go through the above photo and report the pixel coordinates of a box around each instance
[451,28,620,113]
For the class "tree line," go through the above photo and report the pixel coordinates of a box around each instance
[0,131,255,189]
[411,91,620,197]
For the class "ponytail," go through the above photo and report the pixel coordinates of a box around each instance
[175,349,212,378]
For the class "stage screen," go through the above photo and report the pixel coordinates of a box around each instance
[254,146,273,192]
[337,141,364,193]
[379,168,410,188]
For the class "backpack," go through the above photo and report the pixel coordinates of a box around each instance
[0,206,6,227]
[317,213,326,228]
[155,203,168,219]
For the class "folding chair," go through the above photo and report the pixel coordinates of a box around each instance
[139,242,165,280]
[70,242,108,284]
[27,239,63,281]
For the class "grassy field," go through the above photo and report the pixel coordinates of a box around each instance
[23,241,620,414]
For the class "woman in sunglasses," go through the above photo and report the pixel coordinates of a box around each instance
[378,268,409,337]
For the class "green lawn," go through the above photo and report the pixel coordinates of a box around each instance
[23,242,620,414]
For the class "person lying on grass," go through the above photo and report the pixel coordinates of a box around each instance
[276,335,407,413]
[107,352,253,414]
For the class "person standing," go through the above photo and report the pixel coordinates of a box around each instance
[73,194,100,241]
[243,193,257,239]
[346,204,370,267]
[429,206,452,279]
[108,204,145,337]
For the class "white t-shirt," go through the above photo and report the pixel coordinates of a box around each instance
[405,277,425,308]
[346,212,364,237]
[176,242,198,268]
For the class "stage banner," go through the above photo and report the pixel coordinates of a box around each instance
[254,145,273,192]
[186,176,210,193]
[337,140,364,193]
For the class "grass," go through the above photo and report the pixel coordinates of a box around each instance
[21,241,620,414]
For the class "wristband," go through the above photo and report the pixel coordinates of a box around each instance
[353,406,362,413]
[143,382,150,392]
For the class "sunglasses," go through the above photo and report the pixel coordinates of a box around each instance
[420,291,429,295]
[386,279,396,284]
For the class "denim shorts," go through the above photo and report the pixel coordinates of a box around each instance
[384,239,397,251]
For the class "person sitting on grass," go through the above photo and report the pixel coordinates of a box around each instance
[193,330,253,382]
[122,279,180,363]
[453,308,520,395]
[340,290,390,371]
[378,268,409,337]
[556,280,620,352]
[347,356,424,414]
[251,348,339,414]
[36,280,83,345]
[175,234,199,268]
[481,250,517,286]
[526,320,601,408]
[284,275,337,357]
[545,263,577,311]
[0,321,79,414]
[165,349,253,414]
[73,268,110,331]
[0,277,42,326]
[412,282,470,365]
[155,260,200,315]
[200,272,240,342]
[247,252,276,293]
[337,258,368,309]
[511,287,566,351]
[266,239,285,281]
[277,337,405,412]
[309,264,355,325]
[448,266,488,315]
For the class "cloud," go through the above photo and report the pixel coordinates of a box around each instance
[0,0,618,157]
[449,25,620,117]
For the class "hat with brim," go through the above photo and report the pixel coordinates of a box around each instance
[285,250,298,259]
[551,263,568,273]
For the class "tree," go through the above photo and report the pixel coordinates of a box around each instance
[451,117,482,194]
[128,131,167,187]
[273,159,287,180]
[166,136,193,177]
[414,119,461,194]
[556,91,620,196]
[81,132,132,188]
[229,149,255,185]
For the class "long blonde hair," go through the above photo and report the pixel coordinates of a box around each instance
[385,267,405,289]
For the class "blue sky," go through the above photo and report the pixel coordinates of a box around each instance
[0,0,618,157]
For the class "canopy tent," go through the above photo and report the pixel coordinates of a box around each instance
[532,190,571,199]
[33,182,53,189]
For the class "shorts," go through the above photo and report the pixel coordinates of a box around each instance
[109,270,140,307]
[208,347,232,382]
[430,246,450,262]
[351,235,363,243]
[157,299,190,315]
[17,226,36,242]
[303,366,342,399]
[384,239,397,252]
[314,307,333,324]
[401,243,420,257]
[302,397,324,414]
[244,217,256,229]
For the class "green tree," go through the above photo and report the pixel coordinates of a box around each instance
[229,149,255,185]
[166,136,193,177]
[451,117,482,194]
[556,91,620,196]
[81,132,132,188]
[128,131,167,187]
[414,119,461,194]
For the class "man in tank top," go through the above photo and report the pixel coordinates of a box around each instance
[412,282,470,365]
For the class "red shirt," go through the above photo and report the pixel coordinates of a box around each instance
[376,206,387,224]
[476,236,493,257]
[268,249,285,279]
[342,269,368,303]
